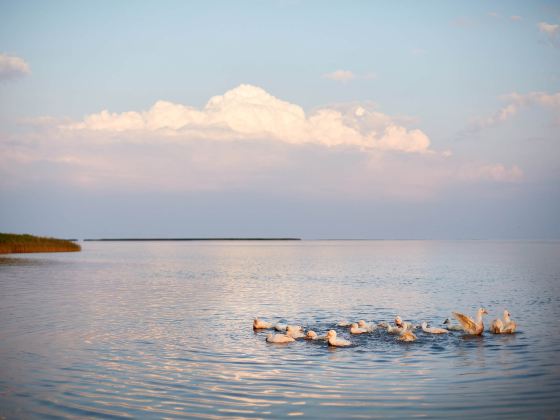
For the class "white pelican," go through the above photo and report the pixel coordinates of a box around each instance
[266,333,295,343]
[326,330,351,347]
[398,330,417,342]
[395,316,413,330]
[452,308,488,335]
[502,311,517,334]
[253,318,273,330]
[442,318,463,331]
[490,310,517,334]
[386,324,405,334]
[421,322,449,334]
[350,323,369,334]
[305,331,326,340]
[286,325,305,339]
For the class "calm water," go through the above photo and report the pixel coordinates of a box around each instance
[1,240,559,419]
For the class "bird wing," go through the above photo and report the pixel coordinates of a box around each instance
[452,312,477,333]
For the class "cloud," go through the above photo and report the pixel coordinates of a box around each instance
[538,22,560,47]
[506,91,560,108]
[538,22,559,36]
[0,53,30,81]
[322,70,355,82]
[62,84,431,153]
[459,164,523,183]
[0,85,524,203]
[488,13,524,23]
[0,128,521,201]
[469,91,560,130]
[322,70,377,82]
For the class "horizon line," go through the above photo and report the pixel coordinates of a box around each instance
[76,237,560,242]
[82,237,302,241]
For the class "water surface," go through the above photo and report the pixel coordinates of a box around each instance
[1,240,559,418]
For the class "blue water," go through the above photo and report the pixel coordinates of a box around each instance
[1,240,559,418]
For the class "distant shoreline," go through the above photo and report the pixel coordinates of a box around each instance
[83,238,302,241]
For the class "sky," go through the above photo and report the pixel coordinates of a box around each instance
[1,0,559,239]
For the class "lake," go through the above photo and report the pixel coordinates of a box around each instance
[1,240,559,418]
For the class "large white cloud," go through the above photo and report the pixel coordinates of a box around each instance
[0,84,525,199]
[62,84,431,153]
[0,53,30,81]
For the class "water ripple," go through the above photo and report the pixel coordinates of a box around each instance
[1,240,559,418]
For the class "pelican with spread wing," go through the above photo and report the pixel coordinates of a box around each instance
[490,310,517,334]
[452,308,488,335]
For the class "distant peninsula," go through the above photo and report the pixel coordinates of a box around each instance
[0,233,81,254]
[83,237,301,241]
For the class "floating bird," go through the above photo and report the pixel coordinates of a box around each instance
[452,308,488,335]
[395,316,413,330]
[358,320,376,332]
[350,323,369,334]
[305,331,326,340]
[275,323,301,332]
[421,322,449,334]
[326,330,351,347]
[502,311,517,334]
[490,317,503,333]
[442,318,463,331]
[266,333,295,344]
[337,320,351,327]
[286,325,305,339]
[398,330,417,342]
[490,310,517,334]
[386,324,406,334]
[386,324,405,334]
[253,318,273,330]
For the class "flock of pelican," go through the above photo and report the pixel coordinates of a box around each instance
[253,308,517,347]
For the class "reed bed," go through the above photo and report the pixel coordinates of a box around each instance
[0,233,81,254]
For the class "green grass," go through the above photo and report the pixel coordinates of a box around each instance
[0,233,81,254]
